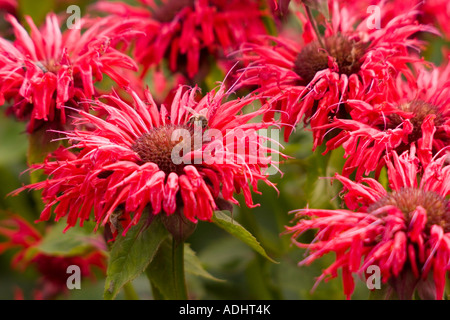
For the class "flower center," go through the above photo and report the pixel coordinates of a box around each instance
[368,188,450,232]
[151,0,196,22]
[293,34,366,83]
[388,100,444,143]
[131,124,194,175]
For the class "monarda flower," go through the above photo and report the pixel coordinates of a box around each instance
[317,62,450,179]
[0,0,16,19]
[418,0,450,42]
[285,148,450,300]
[0,13,140,133]
[94,0,270,80]
[0,0,16,12]
[237,0,436,143]
[0,0,17,38]
[0,215,106,299]
[11,84,281,241]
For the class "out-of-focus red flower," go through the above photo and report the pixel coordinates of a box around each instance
[0,0,16,14]
[0,13,141,133]
[94,0,270,79]
[419,0,450,41]
[317,62,450,179]
[0,215,107,299]
[270,0,291,15]
[0,0,17,38]
[11,83,283,240]
[286,147,450,300]
[238,0,437,143]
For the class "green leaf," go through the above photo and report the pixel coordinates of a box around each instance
[146,239,221,300]
[245,255,282,299]
[211,211,277,264]
[260,1,278,36]
[184,243,223,282]
[302,144,333,209]
[302,0,330,21]
[27,126,61,183]
[37,220,102,257]
[0,114,27,166]
[18,0,56,26]
[22,246,40,265]
[145,238,182,300]
[197,234,255,274]
[0,166,36,221]
[23,124,62,217]
[446,276,450,299]
[203,60,225,92]
[104,215,169,300]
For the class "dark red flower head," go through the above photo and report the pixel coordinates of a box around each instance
[11,83,283,240]
[237,0,438,143]
[0,0,16,15]
[94,0,270,79]
[286,147,450,299]
[318,62,450,179]
[0,13,141,133]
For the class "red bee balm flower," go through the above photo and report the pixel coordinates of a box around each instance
[12,84,281,240]
[319,63,450,179]
[0,0,16,15]
[0,215,106,299]
[238,0,437,143]
[0,13,140,133]
[285,148,450,300]
[94,0,270,79]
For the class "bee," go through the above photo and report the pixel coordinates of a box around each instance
[109,210,124,234]
[186,107,209,129]
[187,114,208,129]
[35,61,48,73]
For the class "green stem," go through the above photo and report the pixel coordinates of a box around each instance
[150,281,165,300]
[260,1,278,36]
[304,5,324,48]
[123,282,139,300]
[172,238,188,300]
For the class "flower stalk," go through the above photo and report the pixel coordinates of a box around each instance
[172,238,188,300]
[304,4,324,48]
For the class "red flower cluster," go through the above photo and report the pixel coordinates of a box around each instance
[271,0,450,300]
[0,0,448,301]
[12,84,281,239]
[0,13,140,132]
[286,148,450,299]
[1,1,284,247]
[94,0,271,79]
[238,0,437,143]
[320,62,450,179]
